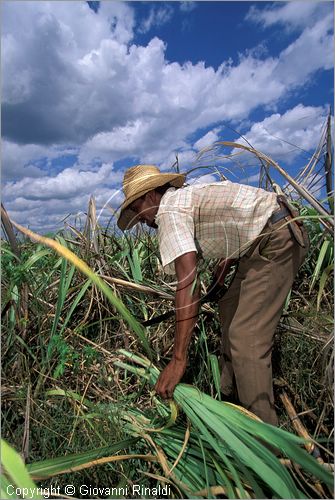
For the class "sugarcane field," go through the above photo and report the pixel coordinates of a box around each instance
[1,131,334,499]
[1,2,334,499]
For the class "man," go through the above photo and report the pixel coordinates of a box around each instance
[117,164,309,425]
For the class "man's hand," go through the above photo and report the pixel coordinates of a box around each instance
[154,251,198,400]
[154,357,187,399]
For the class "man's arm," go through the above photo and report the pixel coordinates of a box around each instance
[154,251,200,399]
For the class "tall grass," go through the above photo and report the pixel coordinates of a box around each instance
[1,163,333,498]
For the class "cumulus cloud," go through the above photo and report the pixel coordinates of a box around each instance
[2,140,79,181]
[2,1,135,144]
[2,1,333,156]
[188,173,220,185]
[236,104,329,163]
[194,129,221,151]
[157,148,196,172]
[1,1,332,231]
[3,162,125,232]
[77,31,331,169]
[273,14,333,86]
[3,162,116,201]
[5,182,124,232]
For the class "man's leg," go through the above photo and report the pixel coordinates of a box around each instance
[219,221,308,425]
[218,274,242,398]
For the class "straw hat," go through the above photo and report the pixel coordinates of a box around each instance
[117,165,186,230]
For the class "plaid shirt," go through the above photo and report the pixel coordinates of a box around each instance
[155,181,278,275]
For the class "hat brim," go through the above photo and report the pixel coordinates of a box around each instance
[117,173,186,230]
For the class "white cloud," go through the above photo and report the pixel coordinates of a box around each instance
[3,162,115,201]
[5,182,124,232]
[157,148,196,172]
[1,1,333,231]
[273,14,333,86]
[188,173,220,185]
[194,129,220,151]
[246,2,332,30]
[2,1,135,143]
[3,162,125,232]
[1,140,78,181]
[284,173,325,200]
[236,104,329,163]
[180,2,197,13]
[138,5,174,34]
[239,173,261,186]
[2,1,332,155]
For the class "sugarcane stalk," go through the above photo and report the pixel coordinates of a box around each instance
[216,142,334,234]
[279,389,326,499]
[325,110,333,214]
[280,392,316,455]
[100,275,174,300]
[1,203,21,257]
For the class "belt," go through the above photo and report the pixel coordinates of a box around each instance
[268,201,307,247]
[269,206,291,225]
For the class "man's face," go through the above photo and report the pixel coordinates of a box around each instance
[130,191,159,229]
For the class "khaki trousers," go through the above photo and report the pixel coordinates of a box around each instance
[218,218,309,426]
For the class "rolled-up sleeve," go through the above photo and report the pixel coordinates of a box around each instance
[156,208,197,275]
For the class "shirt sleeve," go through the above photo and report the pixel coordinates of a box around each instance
[156,208,197,275]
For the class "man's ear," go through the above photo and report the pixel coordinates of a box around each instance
[146,189,156,202]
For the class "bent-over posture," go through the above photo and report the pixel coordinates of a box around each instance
[118,165,309,425]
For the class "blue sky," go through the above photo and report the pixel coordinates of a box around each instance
[1,1,333,232]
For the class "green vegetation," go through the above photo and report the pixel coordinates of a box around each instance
[1,142,333,498]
